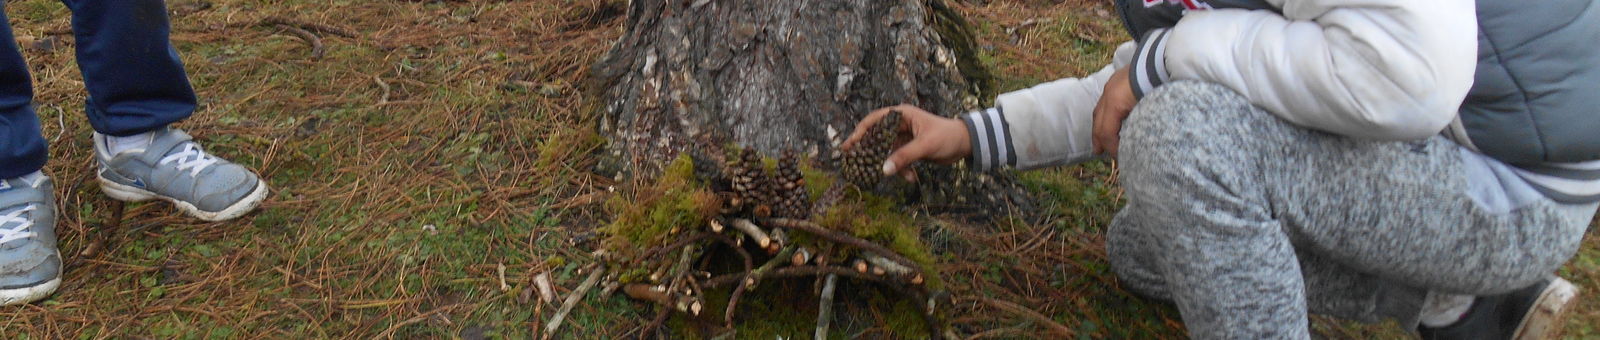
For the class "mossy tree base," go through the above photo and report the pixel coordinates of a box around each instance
[597,154,954,339]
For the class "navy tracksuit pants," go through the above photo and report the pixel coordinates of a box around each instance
[0,0,197,178]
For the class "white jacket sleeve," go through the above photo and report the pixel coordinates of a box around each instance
[961,42,1138,171]
[1127,0,1478,140]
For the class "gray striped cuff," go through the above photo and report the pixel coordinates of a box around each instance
[961,107,1016,172]
[1515,162,1600,204]
[1129,28,1172,99]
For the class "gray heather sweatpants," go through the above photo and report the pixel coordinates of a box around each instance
[1106,81,1600,339]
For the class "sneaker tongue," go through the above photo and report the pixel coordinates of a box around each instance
[136,128,197,165]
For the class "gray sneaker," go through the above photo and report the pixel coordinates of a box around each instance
[0,173,61,306]
[95,127,269,222]
[1418,277,1580,340]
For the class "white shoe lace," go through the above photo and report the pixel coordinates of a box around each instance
[159,143,220,177]
[0,205,38,245]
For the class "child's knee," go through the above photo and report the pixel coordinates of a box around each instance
[1123,81,1264,147]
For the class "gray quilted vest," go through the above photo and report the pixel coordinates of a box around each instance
[1457,0,1600,165]
[1117,0,1600,165]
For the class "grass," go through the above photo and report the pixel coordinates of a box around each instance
[0,0,1595,338]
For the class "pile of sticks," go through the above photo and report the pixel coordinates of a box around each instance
[601,147,946,338]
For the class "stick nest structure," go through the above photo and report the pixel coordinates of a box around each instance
[592,137,952,338]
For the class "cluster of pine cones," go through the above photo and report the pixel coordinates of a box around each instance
[725,148,809,219]
[838,110,900,190]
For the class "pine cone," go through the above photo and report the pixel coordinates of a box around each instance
[774,150,809,219]
[840,109,900,189]
[729,148,774,217]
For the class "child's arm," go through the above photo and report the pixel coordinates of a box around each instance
[1127,0,1478,140]
[962,42,1138,171]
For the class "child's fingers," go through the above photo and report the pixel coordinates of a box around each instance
[842,106,900,151]
[883,136,939,176]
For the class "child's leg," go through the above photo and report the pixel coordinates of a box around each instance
[1109,81,1590,338]
[60,0,196,137]
[0,8,46,179]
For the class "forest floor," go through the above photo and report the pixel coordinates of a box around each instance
[1,0,1596,338]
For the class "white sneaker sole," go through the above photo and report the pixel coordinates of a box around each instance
[99,175,270,222]
[1513,277,1579,340]
[0,262,61,307]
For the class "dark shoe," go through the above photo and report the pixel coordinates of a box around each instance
[1418,278,1579,340]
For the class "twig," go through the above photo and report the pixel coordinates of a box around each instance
[496,263,510,292]
[544,264,607,338]
[708,234,752,328]
[533,272,555,303]
[976,297,1074,338]
[704,265,907,289]
[767,228,787,254]
[633,232,711,265]
[371,75,391,106]
[764,218,920,271]
[703,265,942,335]
[641,307,672,338]
[729,219,771,250]
[622,284,702,315]
[745,246,796,289]
[792,247,813,265]
[662,243,697,302]
[815,274,838,340]
[863,253,910,275]
[261,16,357,38]
[273,24,324,60]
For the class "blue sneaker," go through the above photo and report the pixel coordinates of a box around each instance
[0,172,61,306]
[95,127,268,221]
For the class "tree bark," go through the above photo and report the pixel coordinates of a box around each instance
[591,0,1027,210]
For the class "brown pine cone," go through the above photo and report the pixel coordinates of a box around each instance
[729,148,775,217]
[774,150,809,218]
[840,109,900,189]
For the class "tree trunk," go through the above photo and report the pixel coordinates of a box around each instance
[591,0,1026,210]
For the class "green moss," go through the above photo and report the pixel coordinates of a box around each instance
[799,161,836,199]
[876,292,934,338]
[599,155,718,260]
[811,186,943,288]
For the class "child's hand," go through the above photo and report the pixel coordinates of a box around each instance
[842,105,972,182]
[1092,66,1136,157]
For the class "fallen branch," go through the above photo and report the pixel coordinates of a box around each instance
[544,265,607,338]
